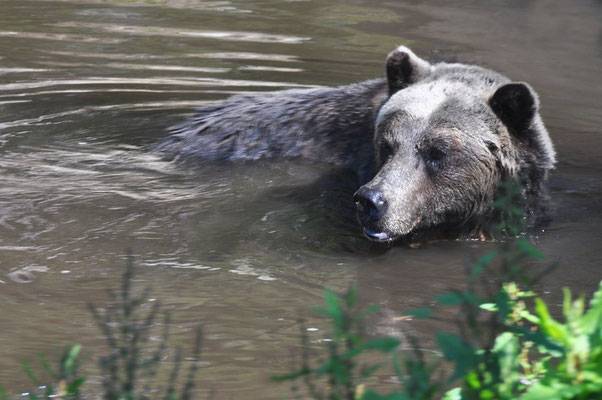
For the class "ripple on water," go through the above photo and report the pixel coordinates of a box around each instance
[45,50,300,63]
[0,77,319,93]
[7,265,49,284]
[141,257,220,271]
[53,22,311,44]
[0,30,124,44]
[229,259,277,281]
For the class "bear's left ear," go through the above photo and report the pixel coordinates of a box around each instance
[489,82,539,136]
[386,46,431,95]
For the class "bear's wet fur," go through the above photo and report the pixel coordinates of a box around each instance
[157,46,555,243]
[158,79,390,184]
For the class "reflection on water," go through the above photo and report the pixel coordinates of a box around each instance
[0,77,318,92]
[0,30,126,44]
[0,0,601,398]
[54,21,311,43]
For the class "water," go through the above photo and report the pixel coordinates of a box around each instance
[0,0,600,397]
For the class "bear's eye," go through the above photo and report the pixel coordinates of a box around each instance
[379,141,394,162]
[484,140,498,153]
[424,145,446,163]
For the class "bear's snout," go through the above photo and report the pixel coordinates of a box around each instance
[354,187,388,220]
[353,187,391,240]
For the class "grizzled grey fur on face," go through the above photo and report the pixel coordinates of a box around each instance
[355,47,555,242]
[157,46,555,243]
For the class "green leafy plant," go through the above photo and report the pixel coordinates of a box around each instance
[273,285,440,400]
[16,344,86,400]
[274,256,601,400]
[413,180,602,399]
[1,253,203,400]
[440,281,602,400]
[518,281,602,399]
[88,251,203,400]
[400,180,553,399]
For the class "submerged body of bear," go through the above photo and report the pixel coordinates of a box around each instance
[158,79,389,183]
[157,46,555,242]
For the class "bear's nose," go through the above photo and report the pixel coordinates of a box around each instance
[353,187,388,221]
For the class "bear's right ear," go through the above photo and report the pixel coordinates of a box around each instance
[489,82,539,136]
[386,46,431,95]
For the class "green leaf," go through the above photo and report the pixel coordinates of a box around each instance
[363,337,401,353]
[519,382,570,400]
[63,344,82,375]
[493,197,508,208]
[362,389,409,400]
[517,290,536,298]
[270,367,311,382]
[361,304,380,317]
[518,310,540,324]
[442,387,463,400]
[360,363,384,378]
[534,298,567,345]
[402,307,433,319]
[493,332,521,393]
[514,326,564,356]
[0,387,9,400]
[495,289,512,320]
[361,389,387,400]
[314,360,331,376]
[436,332,477,382]
[331,356,350,384]
[67,377,86,395]
[391,352,403,380]
[562,287,572,320]
[517,239,545,260]
[324,289,344,332]
[465,370,481,389]
[436,292,464,306]
[579,280,602,334]
[44,385,54,398]
[36,353,58,381]
[20,359,39,385]
[479,303,498,312]
[345,284,357,307]
[343,347,363,361]
[470,251,497,280]
[511,206,523,217]
[567,294,585,324]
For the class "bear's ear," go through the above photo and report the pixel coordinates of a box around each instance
[489,82,539,136]
[386,46,431,95]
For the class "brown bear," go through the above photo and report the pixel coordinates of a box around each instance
[157,46,555,242]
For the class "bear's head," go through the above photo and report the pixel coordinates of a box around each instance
[354,46,556,242]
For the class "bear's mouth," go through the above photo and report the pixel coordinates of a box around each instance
[359,216,425,243]
[362,226,437,244]
[362,227,395,242]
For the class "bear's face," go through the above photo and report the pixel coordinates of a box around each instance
[354,47,555,242]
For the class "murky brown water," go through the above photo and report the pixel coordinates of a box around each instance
[0,0,601,398]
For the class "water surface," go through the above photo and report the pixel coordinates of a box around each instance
[0,0,601,398]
